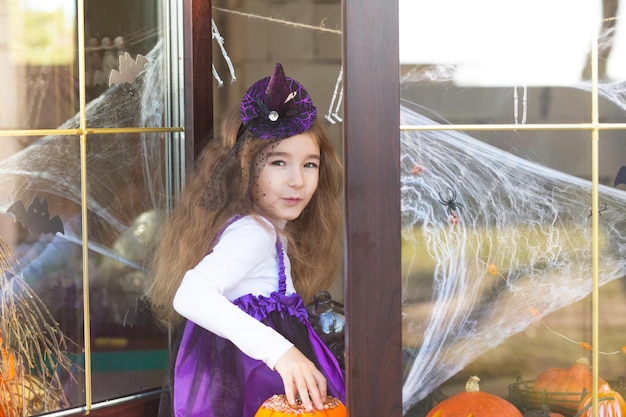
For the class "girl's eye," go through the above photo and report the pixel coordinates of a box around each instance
[270,160,286,166]
[304,162,319,169]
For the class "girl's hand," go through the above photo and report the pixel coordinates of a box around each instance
[273,347,327,411]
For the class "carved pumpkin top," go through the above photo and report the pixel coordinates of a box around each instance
[254,394,346,416]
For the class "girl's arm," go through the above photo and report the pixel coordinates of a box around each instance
[173,217,293,368]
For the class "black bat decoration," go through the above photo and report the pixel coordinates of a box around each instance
[7,196,64,236]
[613,165,626,187]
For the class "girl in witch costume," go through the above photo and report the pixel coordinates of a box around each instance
[145,63,345,417]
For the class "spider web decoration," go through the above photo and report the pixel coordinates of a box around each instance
[0,41,168,360]
[1,41,166,242]
[399,98,626,412]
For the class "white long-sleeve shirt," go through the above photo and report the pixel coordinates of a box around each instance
[173,215,295,369]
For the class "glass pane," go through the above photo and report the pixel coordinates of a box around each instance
[0,1,78,130]
[399,1,626,415]
[597,129,626,409]
[0,0,166,131]
[0,131,176,411]
[1,0,183,412]
[598,0,626,121]
[0,135,84,414]
[400,0,596,124]
[399,117,600,409]
[84,0,164,128]
[86,132,170,402]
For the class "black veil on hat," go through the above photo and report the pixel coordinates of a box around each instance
[202,63,318,211]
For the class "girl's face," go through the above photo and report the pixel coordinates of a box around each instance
[254,132,320,222]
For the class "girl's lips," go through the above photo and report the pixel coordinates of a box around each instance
[284,197,303,206]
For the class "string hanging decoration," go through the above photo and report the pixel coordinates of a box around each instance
[513,85,528,124]
[211,19,236,87]
[325,66,343,124]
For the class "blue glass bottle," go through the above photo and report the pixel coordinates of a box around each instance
[306,291,345,370]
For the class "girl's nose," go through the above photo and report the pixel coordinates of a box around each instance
[288,167,304,188]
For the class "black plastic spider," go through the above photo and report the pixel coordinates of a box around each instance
[587,203,608,220]
[438,187,463,216]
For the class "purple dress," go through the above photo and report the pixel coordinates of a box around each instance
[158,220,345,417]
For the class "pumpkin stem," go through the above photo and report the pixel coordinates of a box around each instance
[465,376,480,392]
[576,357,590,367]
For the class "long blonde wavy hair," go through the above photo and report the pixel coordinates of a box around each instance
[145,108,344,329]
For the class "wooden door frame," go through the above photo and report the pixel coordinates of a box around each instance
[184,0,214,160]
[342,0,402,416]
[184,1,403,416]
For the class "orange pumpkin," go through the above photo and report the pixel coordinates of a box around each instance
[254,394,346,417]
[425,376,523,417]
[0,334,18,417]
[0,333,16,382]
[576,383,626,417]
[532,357,607,415]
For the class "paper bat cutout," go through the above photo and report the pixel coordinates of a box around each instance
[614,165,626,187]
[7,196,64,236]
[108,52,148,87]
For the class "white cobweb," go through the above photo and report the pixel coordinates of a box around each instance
[399,97,626,412]
[0,41,166,271]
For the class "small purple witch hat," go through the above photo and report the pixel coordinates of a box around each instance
[240,63,317,139]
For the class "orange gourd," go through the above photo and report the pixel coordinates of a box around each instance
[533,357,607,415]
[425,376,523,417]
[576,383,626,417]
[254,394,346,417]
